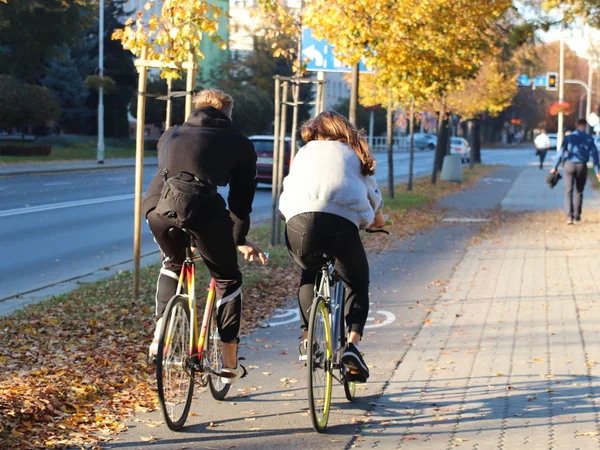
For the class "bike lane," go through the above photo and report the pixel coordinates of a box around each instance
[107,167,521,450]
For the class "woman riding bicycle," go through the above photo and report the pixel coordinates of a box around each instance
[279,110,385,382]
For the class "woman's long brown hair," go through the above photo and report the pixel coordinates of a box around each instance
[300,110,376,176]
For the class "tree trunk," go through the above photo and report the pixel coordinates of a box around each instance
[431,103,449,184]
[470,116,482,168]
[387,99,394,199]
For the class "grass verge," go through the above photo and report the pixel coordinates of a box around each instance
[0,164,495,449]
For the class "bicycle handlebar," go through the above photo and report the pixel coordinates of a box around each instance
[365,218,393,235]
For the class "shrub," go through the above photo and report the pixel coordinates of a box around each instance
[144,139,159,151]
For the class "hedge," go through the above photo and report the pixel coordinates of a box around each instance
[0,146,52,157]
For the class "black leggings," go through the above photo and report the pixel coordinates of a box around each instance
[147,196,243,344]
[285,212,370,336]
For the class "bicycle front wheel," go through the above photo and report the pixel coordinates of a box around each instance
[156,295,195,431]
[307,296,333,433]
[207,300,230,400]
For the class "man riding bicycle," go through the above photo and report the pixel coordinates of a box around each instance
[143,89,267,384]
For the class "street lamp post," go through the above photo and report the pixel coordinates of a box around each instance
[558,34,565,153]
[97,0,105,164]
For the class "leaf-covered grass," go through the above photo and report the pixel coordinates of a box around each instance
[0,225,296,450]
[589,168,600,190]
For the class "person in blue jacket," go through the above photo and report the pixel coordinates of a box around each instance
[551,118,600,224]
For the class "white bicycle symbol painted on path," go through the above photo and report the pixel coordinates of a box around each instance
[266,307,396,329]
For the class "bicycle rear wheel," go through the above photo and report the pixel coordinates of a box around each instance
[307,296,333,433]
[207,300,230,400]
[156,295,195,431]
[343,378,356,401]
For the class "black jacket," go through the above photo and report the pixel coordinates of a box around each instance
[142,106,257,245]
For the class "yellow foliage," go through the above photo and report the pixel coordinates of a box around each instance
[111,0,226,79]
[447,58,517,119]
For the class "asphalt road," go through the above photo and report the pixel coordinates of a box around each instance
[0,147,540,312]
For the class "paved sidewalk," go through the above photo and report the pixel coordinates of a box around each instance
[0,157,158,176]
[354,167,600,449]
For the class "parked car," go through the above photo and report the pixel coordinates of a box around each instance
[412,133,437,150]
[450,137,471,163]
[547,133,557,151]
[250,135,292,185]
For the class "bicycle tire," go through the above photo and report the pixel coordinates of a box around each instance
[207,299,230,400]
[156,295,195,431]
[343,378,356,401]
[307,295,333,433]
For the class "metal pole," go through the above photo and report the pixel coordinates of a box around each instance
[349,63,359,125]
[408,98,415,191]
[184,52,195,120]
[270,77,281,246]
[587,61,593,132]
[165,78,173,129]
[314,79,323,118]
[133,47,148,299]
[290,81,300,163]
[580,93,586,119]
[318,71,326,113]
[97,0,105,164]
[275,82,289,244]
[387,98,394,199]
[368,109,374,148]
[558,33,565,153]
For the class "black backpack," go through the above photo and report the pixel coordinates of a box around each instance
[154,128,217,227]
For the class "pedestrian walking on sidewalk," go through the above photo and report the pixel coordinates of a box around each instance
[534,129,551,169]
[551,118,600,224]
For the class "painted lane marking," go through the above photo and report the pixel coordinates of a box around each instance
[364,310,396,329]
[43,181,72,187]
[0,194,134,218]
[266,307,396,329]
[442,217,490,223]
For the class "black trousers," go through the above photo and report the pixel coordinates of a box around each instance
[538,149,547,168]
[285,212,370,336]
[147,195,243,343]
[564,161,588,220]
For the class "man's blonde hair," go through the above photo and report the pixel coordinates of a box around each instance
[193,88,234,118]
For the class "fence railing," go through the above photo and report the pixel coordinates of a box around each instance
[369,136,435,153]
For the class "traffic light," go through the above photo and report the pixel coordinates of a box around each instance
[547,72,558,91]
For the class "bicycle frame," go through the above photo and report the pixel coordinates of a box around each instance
[170,248,217,366]
[316,261,346,372]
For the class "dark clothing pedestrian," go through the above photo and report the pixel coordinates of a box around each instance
[285,212,370,336]
[538,149,547,169]
[553,129,600,220]
[143,106,257,343]
[563,162,587,221]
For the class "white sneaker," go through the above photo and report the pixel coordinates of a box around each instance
[148,317,162,358]
[220,364,247,385]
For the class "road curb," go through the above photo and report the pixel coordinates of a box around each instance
[0,162,159,177]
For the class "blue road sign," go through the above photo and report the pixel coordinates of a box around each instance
[302,28,371,73]
[534,75,547,87]
[517,75,530,86]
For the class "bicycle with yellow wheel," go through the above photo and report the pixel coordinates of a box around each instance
[306,225,390,433]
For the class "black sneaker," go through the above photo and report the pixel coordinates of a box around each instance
[342,343,369,382]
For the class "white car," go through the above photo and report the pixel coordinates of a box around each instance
[412,133,437,150]
[547,133,557,151]
[450,137,471,163]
